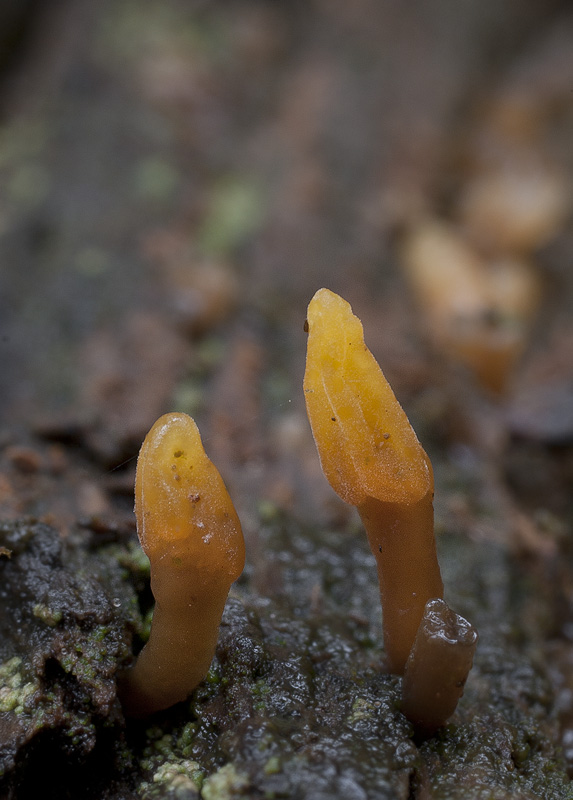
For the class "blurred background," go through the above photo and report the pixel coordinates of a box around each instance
[0,0,572,528]
[1,2,573,792]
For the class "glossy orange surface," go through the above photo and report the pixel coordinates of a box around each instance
[121,412,245,715]
[304,288,432,507]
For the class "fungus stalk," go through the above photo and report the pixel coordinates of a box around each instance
[358,493,441,673]
[119,412,245,717]
[401,598,478,735]
[304,288,443,673]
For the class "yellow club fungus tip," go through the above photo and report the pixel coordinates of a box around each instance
[135,412,244,583]
[303,288,432,507]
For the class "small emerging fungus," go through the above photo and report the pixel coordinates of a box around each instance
[401,598,478,736]
[119,412,245,717]
[304,288,444,673]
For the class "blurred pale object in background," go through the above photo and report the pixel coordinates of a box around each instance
[459,160,570,255]
[401,220,541,394]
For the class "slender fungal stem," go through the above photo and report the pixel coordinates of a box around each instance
[359,490,443,673]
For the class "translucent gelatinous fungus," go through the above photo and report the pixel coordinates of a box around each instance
[401,598,478,735]
[304,288,443,673]
[119,412,245,717]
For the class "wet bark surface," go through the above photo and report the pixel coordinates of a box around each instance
[1,1,573,798]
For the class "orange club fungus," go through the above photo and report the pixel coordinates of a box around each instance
[304,288,444,674]
[303,288,477,730]
[119,412,245,717]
